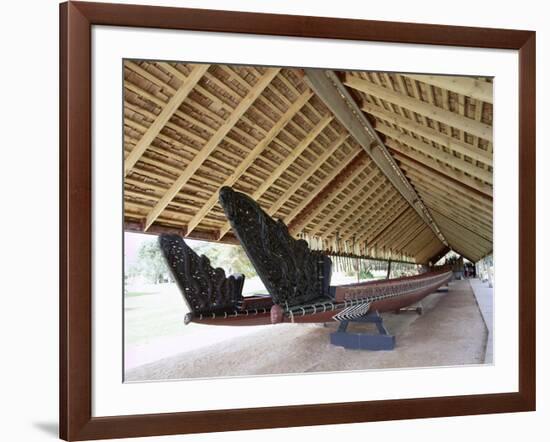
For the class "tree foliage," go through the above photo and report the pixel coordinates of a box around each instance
[127,238,258,285]
[128,239,170,284]
[193,242,257,278]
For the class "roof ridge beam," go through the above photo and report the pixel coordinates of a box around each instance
[304,69,448,247]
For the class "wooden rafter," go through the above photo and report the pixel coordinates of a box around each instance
[305,69,447,246]
[337,189,407,240]
[419,190,493,231]
[362,103,492,166]
[366,205,409,245]
[374,210,420,249]
[408,228,440,258]
[374,209,420,250]
[405,170,493,216]
[288,155,369,235]
[351,192,406,242]
[339,187,399,241]
[415,236,447,263]
[184,90,313,235]
[356,198,410,244]
[268,134,349,218]
[431,216,491,252]
[414,184,493,228]
[398,159,492,204]
[404,74,493,104]
[375,124,492,184]
[124,64,211,176]
[388,141,493,197]
[143,68,280,230]
[283,148,363,226]
[217,115,333,239]
[321,176,385,240]
[308,169,378,237]
[344,74,493,141]
[426,205,492,244]
[395,222,429,252]
[433,222,488,259]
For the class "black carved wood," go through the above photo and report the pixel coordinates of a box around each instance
[158,234,245,315]
[219,186,332,307]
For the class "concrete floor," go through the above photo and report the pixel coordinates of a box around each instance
[126,279,488,382]
[468,278,494,363]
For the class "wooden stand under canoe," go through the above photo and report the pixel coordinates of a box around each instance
[159,187,452,327]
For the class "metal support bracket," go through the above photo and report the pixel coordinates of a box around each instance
[330,311,396,350]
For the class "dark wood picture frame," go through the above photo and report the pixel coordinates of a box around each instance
[60,1,536,440]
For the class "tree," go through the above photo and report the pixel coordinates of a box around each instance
[132,240,170,284]
[192,242,257,278]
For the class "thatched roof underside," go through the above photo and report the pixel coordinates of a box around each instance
[124,61,493,264]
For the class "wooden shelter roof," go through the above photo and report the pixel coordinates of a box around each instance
[123,61,493,264]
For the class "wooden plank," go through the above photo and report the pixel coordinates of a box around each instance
[405,74,493,103]
[143,68,280,230]
[217,114,333,239]
[345,74,493,141]
[185,90,313,235]
[124,64,210,175]
[362,102,492,165]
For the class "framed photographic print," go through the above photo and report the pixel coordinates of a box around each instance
[60,1,536,440]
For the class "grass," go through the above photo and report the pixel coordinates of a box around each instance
[125,291,160,298]
[124,284,188,346]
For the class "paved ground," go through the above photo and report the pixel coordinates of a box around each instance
[468,278,494,363]
[126,279,487,382]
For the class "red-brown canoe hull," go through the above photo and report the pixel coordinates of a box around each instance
[191,272,450,326]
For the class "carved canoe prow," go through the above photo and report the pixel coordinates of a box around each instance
[158,234,245,320]
[219,186,332,308]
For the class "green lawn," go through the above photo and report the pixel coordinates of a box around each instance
[124,284,188,346]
